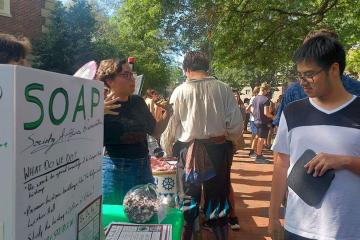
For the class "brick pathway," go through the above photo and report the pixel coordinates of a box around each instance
[202,133,283,240]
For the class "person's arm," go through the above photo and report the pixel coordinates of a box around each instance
[160,114,179,156]
[268,152,289,240]
[160,90,180,156]
[264,106,275,120]
[139,96,171,140]
[264,100,275,120]
[268,113,290,240]
[304,153,360,177]
[152,105,173,139]
[344,156,360,175]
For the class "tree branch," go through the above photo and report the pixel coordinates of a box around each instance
[313,0,339,24]
[268,0,339,17]
[255,22,286,51]
[220,0,339,18]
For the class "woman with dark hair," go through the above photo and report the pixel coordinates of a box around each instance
[95,59,172,205]
[0,33,31,65]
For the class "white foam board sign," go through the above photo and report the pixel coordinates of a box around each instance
[0,65,104,240]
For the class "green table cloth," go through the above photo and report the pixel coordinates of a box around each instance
[102,204,184,240]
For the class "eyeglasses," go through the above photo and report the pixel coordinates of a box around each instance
[297,69,323,83]
[118,71,134,80]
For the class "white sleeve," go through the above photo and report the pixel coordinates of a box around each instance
[160,88,180,156]
[169,86,179,104]
[271,113,290,155]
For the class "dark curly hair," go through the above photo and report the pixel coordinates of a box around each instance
[95,58,127,86]
[182,51,209,72]
[0,33,31,64]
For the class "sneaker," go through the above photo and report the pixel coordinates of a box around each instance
[249,150,257,158]
[255,155,271,164]
[229,217,240,230]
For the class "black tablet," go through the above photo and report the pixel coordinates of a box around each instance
[288,149,335,207]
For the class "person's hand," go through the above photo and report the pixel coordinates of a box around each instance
[154,97,168,108]
[304,153,345,177]
[268,218,284,240]
[104,92,121,115]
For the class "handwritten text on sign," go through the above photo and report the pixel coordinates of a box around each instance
[10,67,104,240]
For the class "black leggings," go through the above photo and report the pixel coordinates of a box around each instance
[173,141,233,234]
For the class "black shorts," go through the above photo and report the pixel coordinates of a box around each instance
[255,123,270,138]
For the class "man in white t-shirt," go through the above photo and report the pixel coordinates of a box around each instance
[269,36,360,240]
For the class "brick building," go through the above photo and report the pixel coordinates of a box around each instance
[0,0,55,40]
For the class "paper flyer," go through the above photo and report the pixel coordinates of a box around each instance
[105,223,172,240]
[77,197,102,240]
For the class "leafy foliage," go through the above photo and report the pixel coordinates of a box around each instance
[160,0,360,85]
[33,0,97,74]
[347,48,360,79]
[32,0,360,88]
[96,0,173,92]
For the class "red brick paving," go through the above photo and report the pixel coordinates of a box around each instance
[201,133,284,240]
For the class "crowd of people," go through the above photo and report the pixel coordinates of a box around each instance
[1,27,360,240]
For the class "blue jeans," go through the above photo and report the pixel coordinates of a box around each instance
[102,156,154,205]
[250,121,257,134]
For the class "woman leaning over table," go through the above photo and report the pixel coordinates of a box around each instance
[95,59,172,205]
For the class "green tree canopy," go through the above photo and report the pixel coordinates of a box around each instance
[161,0,360,85]
[96,0,173,93]
[33,0,360,89]
[33,0,97,74]
[347,47,360,78]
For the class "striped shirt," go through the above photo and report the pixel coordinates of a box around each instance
[273,96,360,240]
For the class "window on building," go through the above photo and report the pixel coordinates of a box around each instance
[0,0,11,17]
